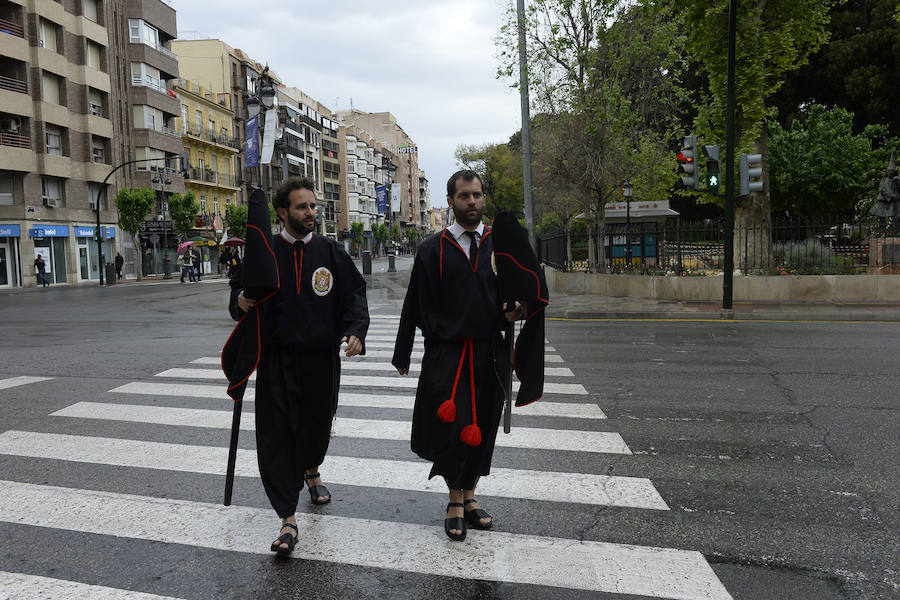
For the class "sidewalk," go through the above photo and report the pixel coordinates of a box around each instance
[546,292,900,321]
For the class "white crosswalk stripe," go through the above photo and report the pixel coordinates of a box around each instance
[0,375,54,390]
[154,368,589,395]
[0,572,186,599]
[108,382,606,419]
[50,402,629,454]
[0,481,731,599]
[0,431,662,509]
[0,314,732,599]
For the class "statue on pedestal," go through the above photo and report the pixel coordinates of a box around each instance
[870,151,900,218]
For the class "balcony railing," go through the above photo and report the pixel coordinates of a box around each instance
[187,167,238,187]
[131,73,164,93]
[0,18,25,38]
[0,74,27,94]
[155,43,176,60]
[0,131,30,149]
[161,126,181,138]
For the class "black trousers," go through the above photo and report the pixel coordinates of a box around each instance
[255,345,340,517]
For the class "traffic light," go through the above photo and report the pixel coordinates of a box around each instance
[703,145,720,192]
[739,153,763,195]
[676,134,698,190]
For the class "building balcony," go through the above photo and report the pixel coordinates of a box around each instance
[132,127,184,155]
[0,18,25,39]
[129,83,179,116]
[186,167,239,189]
[0,74,24,94]
[182,129,240,151]
[128,43,178,81]
[0,130,30,149]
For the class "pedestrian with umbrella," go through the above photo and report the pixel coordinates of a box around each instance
[177,241,195,283]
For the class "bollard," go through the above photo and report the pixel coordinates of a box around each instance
[362,250,372,275]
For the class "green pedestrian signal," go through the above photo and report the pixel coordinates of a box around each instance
[703,145,720,193]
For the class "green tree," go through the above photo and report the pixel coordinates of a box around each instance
[350,222,364,254]
[372,222,389,255]
[769,105,895,217]
[115,187,155,281]
[168,191,199,240]
[771,0,900,138]
[497,0,684,270]
[683,0,839,263]
[224,205,248,240]
[390,223,400,243]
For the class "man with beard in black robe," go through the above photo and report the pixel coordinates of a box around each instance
[229,177,369,554]
[392,170,522,541]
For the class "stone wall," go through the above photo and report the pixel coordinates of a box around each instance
[545,268,900,303]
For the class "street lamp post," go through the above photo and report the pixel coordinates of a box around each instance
[94,156,182,286]
[623,181,634,266]
[245,66,277,195]
[151,172,173,279]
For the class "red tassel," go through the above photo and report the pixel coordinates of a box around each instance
[460,424,482,447]
[437,399,456,422]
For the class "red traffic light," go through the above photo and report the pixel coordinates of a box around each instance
[676,151,693,163]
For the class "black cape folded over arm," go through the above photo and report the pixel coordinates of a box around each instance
[221,189,280,401]
[491,211,550,406]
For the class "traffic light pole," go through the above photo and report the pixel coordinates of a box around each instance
[723,0,738,310]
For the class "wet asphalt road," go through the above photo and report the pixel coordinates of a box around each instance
[0,268,898,599]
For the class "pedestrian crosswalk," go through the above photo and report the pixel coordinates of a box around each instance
[0,315,733,599]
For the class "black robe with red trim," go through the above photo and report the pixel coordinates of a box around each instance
[491,211,550,406]
[222,222,368,400]
[392,228,509,486]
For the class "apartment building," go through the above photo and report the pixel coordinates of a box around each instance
[336,109,425,237]
[174,76,239,228]
[0,0,181,287]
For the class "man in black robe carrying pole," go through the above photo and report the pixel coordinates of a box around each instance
[226,177,369,554]
[392,170,524,541]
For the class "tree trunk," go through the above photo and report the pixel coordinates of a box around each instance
[734,97,773,272]
[565,219,572,265]
[132,232,144,281]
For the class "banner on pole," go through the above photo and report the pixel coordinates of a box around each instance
[244,116,259,168]
[390,183,401,213]
[260,109,277,165]
[376,185,387,214]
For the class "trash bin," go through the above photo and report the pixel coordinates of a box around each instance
[388,254,396,273]
[104,263,116,284]
[362,250,372,275]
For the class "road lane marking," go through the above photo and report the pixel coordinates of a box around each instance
[0,480,731,598]
[0,572,186,600]
[0,376,54,390]
[0,431,657,508]
[155,369,587,395]
[109,383,605,419]
[50,403,626,454]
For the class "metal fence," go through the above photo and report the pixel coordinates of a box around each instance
[541,216,900,274]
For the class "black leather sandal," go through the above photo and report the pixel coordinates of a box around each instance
[444,502,467,541]
[270,522,298,554]
[464,498,493,530]
[305,472,331,505]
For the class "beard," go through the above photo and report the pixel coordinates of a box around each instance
[453,204,482,228]
[287,214,314,237]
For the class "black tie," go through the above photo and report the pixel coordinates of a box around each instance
[465,231,478,265]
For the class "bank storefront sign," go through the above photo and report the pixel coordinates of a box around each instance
[29,225,69,238]
[73,226,116,239]
[0,224,20,237]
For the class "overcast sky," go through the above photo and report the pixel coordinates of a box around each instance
[171,0,523,206]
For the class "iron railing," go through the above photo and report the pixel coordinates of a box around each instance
[541,216,899,275]
[0,74,27,94]
[0,131,30,149]
[0,18,25,38]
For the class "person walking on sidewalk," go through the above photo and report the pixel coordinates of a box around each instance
[228,177,369,555]
[392,169,523,541]
[34,255,50,287]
